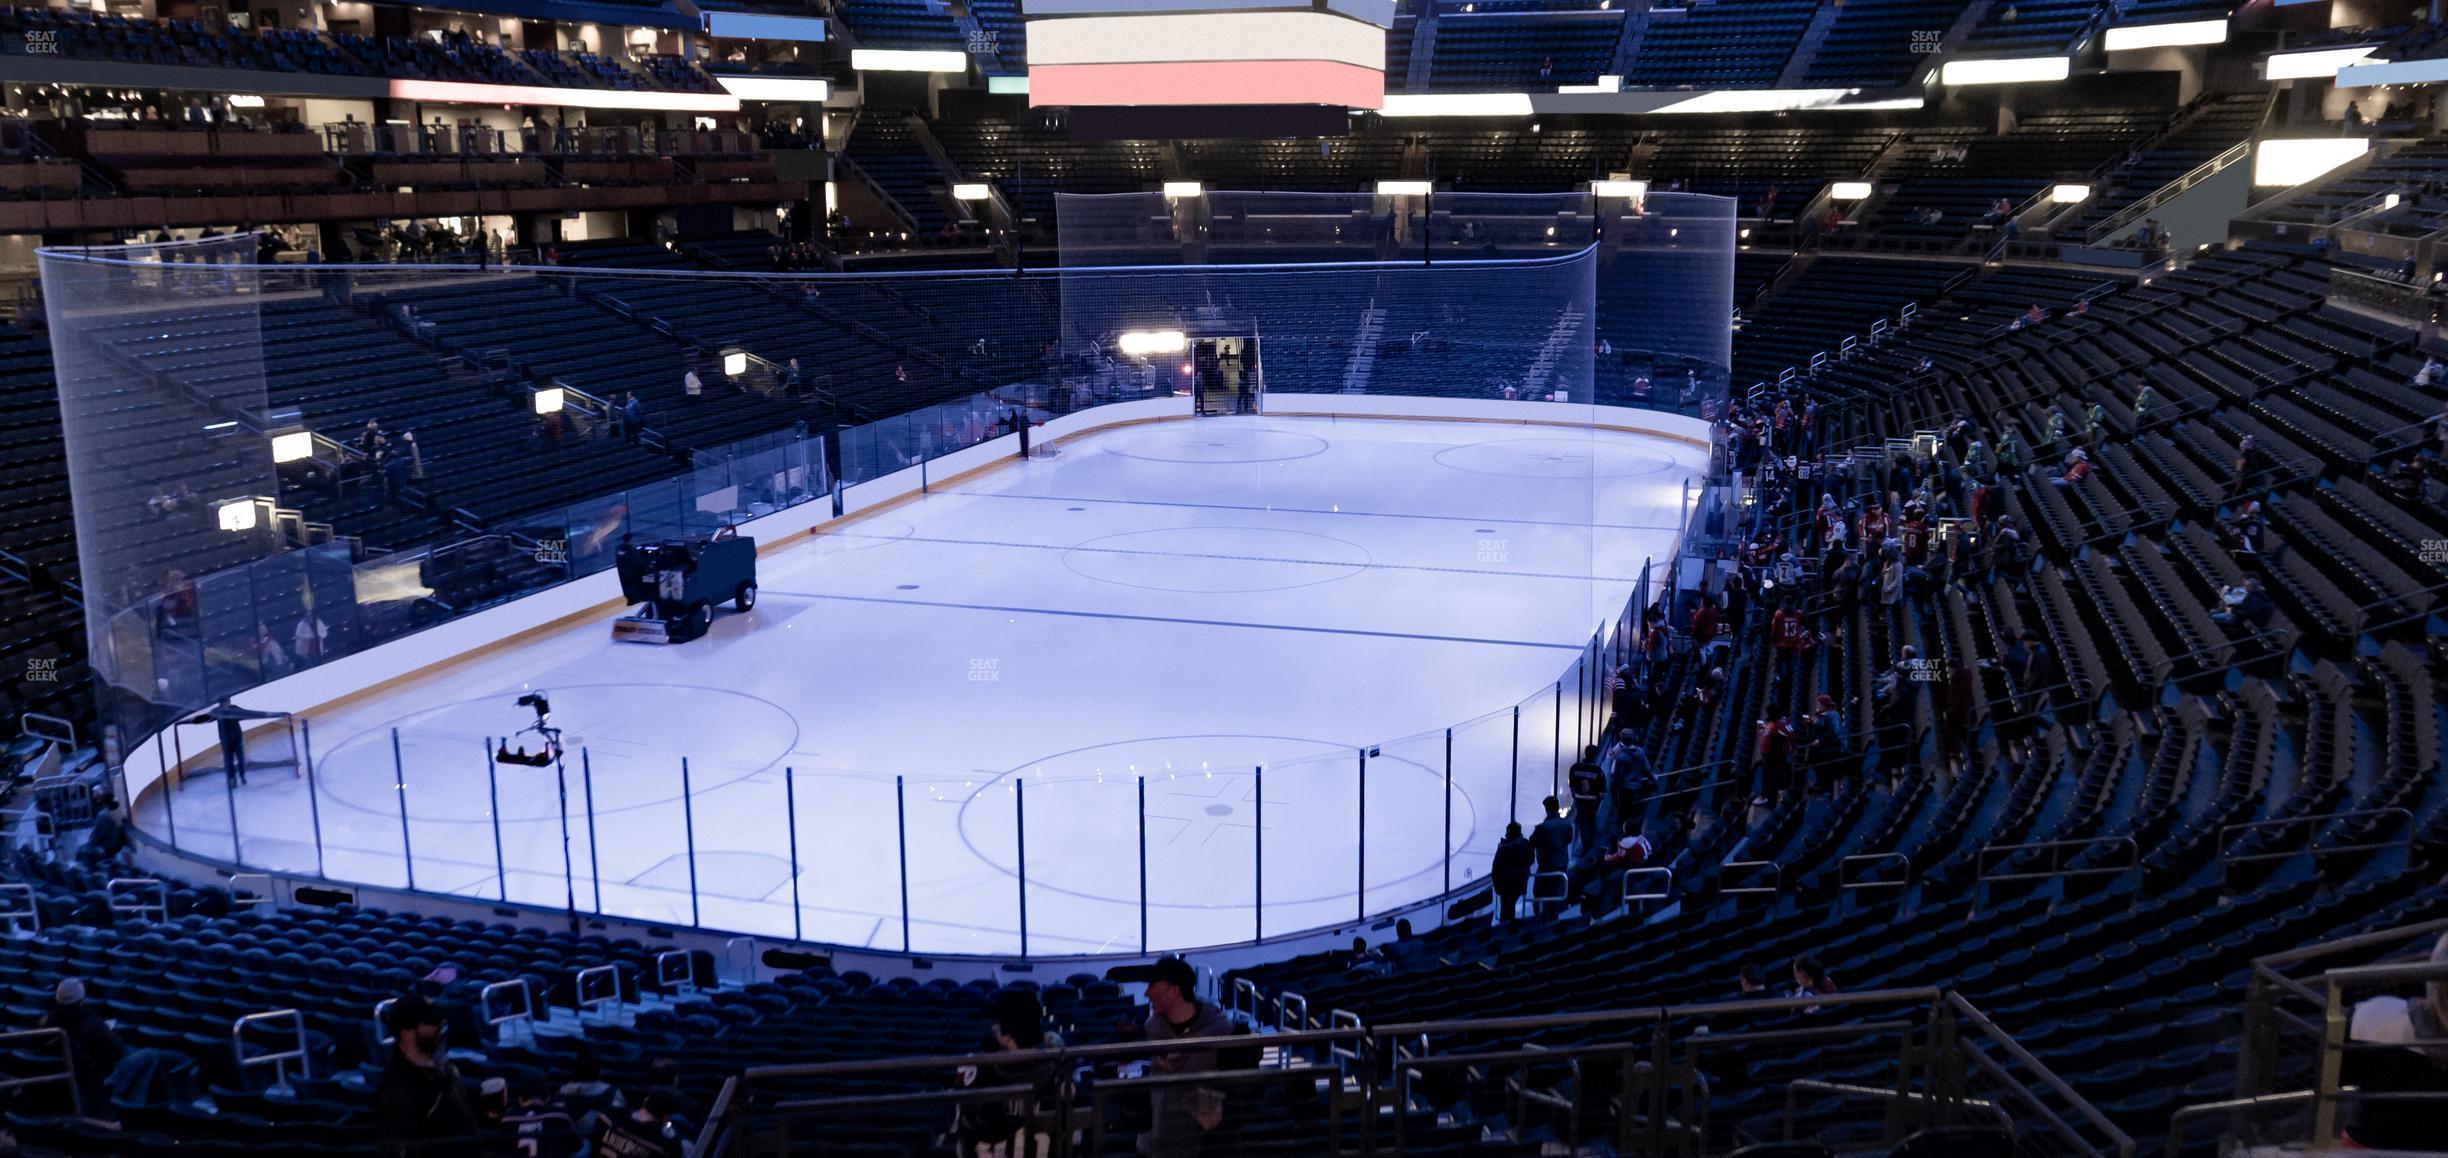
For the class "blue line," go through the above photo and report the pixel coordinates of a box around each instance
[767,591,1588,651]
[934,487,1690,532]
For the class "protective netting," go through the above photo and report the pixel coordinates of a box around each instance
[1058,241,1597,403]
[1057,188,1735,410]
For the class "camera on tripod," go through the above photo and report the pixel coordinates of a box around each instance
[497,691,560,767]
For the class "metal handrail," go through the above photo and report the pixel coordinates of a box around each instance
[2217,806,2416,868]
[0,1028,80,1117]
[1782,1078,2011,1139]
[1278,991,1309,1034]
[1975,835,2139,884]
[1947,995,2138,1156]
[1720,859,1782,896]
[722,936,758,986]
[480,979,534,1043]
[655,949,696,997]
[2163,1089,2317,1158]
[1840,851,1911,891]
[105,877,167,922]
[226,872,273,909]
[1620,866,1674,906]
[2088,139,2251,245]
[0,882,36,934]
[232,1008,309,1092]
[574,964,621,1022]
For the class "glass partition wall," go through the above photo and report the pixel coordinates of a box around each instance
[43,221,1722,955]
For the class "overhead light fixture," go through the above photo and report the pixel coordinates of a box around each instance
[852,48,968,73]
[2254,138,2369,186]
[1378,92,1534,117]
[987,75,1031,94]
[270,431,313,463]
[534,387,566,415]
[1939,57,2071,85]
[226,94,266,108]
[2265,46,2381,80]
[2104,19,2225,51]
[1558,75,1622,94]
[1375,179,1433,195]
[217,500,259,533]
[714,75,832,102]
[1163,181,1203,199]
[1591,179,1647,198]
[953,183,993,201]
[723,352,749,376]
[2050,183,2091,203]
[1117,330,1187,356]
[387,78,739,112]
[1830,181,1874,201]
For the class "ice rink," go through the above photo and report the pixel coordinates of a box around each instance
[140,415,1704,955]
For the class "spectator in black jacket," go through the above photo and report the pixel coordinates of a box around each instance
[1530,795,1573,877]
[41,979,124,1121]
[1491,823,1533,923]
[374,993,483,1154]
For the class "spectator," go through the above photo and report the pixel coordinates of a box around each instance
[2416,356,2444,389]
[373,993,483,1151]
[250,622,290,678]
[783,357,803,398]
[1753,715,1795,805]
[1530,795,1573,876]
[1565,750,1605,850]
[81,795,129,864]
[1491,822,1533,922]
[955,989,1068,1155]
[2232,434,2264,494]
[1343,937,1390,980]
[1738,965,1767,996]
[293,610,329,664]
[2051,448,2093,488]
[42,979,126,1120]
[2211,578,2275,629]
[1792,955,1839,1010]
[622,392,644,444]
[683,367,703,400]
[2132,384,2160,425]
[1139,955,1246,1156]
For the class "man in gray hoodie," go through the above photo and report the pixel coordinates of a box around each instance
[1139,956,1246,1156]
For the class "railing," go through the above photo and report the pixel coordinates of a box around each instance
[2230,921,2448,1150]
[698,987,2120,1157]
[2085,139,2253,246]
[2216,807,2415,875]
[0,1029,80,1117]
[232,1009,310,1092]
[1619,866,1673,907]
[105,876,167,922]
[1720,859,1782,897]
[1973,835,2139,909]
[0,882,37,934]
[1839,851,1910,892]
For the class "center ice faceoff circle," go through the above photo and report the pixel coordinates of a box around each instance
[953,734,1472,908]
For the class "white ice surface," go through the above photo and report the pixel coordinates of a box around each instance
[143,416,1702,955]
